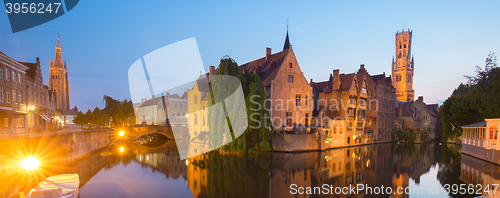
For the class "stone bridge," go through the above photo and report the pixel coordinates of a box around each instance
[127,126,188,140]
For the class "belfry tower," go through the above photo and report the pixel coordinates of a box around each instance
[49,37,70,110]
[391,29,414,102]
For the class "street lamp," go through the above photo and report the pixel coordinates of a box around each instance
[118,130,125,136]
[20,157,40,171]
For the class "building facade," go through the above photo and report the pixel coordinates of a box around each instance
[20,58,58,132]
[135,92,188,126]
[0,52,29,134]
[49,37,70,110]
[395,96,439,140]
[392,30,415,102]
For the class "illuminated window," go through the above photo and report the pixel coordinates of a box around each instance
[286,112,292,126]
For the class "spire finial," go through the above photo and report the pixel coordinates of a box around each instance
[287,19,289,31]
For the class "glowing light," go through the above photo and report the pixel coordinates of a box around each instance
[20,157,40,171]
[185,159,189,166]
[29,106,35,110]
[118,131,125,136]
[119,147,124,153]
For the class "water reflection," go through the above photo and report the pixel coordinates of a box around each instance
[43,141,500,198]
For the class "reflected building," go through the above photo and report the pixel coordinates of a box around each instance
[460,154,500,197]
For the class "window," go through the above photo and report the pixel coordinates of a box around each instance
[180,103,183,109]
[305,113,308,125]
[12,90,16,102]
[295,94,301,106]
[288,75,294,83]
[177,112,180,117]
[194,95,198,104]
[289,63,292,68]
[18,91,22,102]
[5,68,9,80]
[203,115,206,126]
[305,95,308,107]
[18,73,21,84]
[0,86,2,102]
[286,112,292,126]
[0,68,3,78]
[12,71,16,82]
[174,103,178,109]
[194,113,198,125]
[194,131,198,136]
[404,44,406,48]
[6,88,10,103]
[490,126,498,139]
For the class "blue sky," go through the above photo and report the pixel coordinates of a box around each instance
[0,0,499,110]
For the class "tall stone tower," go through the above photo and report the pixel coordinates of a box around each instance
[391,29,414,102]
[49,37,70,110]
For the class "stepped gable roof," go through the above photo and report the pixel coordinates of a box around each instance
[239,48,290,87]
[20,62,38,80]
[338,73,356,91]
[462,121,487,128]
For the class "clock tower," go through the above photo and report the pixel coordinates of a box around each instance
[391,29,414,102]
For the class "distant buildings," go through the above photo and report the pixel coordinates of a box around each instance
[134,92,188,126]
[394,96,440,140]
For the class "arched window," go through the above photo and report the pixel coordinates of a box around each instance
[170,112,174,117]
[347,137,350,144]
[177,112,180,117]
[174,103,178,109]
[180,103,183,109]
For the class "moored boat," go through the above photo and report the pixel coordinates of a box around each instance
[25,174,79,198]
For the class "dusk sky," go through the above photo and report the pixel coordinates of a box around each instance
[1,0,499,111]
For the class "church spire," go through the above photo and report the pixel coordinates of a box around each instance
[283,30,290,50]
[54,36,63,68]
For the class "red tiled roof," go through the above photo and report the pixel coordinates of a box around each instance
[338,73,356,91]
[239,49,290,87]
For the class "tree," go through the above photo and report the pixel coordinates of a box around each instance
[73,111,86,129]
[207,57,273,153]
[441,52,499,142]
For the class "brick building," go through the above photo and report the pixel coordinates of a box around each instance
[20,58,58,132]
[239,31,312,132]
[0,52,28,134]
[395,96,440,140]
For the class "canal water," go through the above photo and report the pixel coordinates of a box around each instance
[4,138,494,198]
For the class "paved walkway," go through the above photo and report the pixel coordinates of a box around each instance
[0,126,111,141]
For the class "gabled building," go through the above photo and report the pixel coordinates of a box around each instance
[311,68,368,146]
[21,57,55,131]
[0,51,28,134]
[395,96,439,140]
[135,92,188,126]
[238,31,312,132]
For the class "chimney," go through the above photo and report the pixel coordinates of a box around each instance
[360,64,365,70]
[332,69,340,90]
[209,65,215,82]
[36,57,40,65]
[266,47,271,60]
[417,96,423,102]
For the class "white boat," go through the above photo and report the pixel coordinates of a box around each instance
[25,174,80,198]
